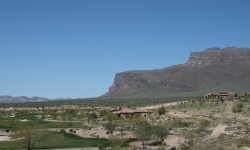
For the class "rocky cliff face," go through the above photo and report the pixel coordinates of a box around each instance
[103,47,250,98]
[185,47,250,67]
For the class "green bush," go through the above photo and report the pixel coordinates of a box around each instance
[69,129,73,132]
[171,147,176,150]
[60,129,66,133]
[158,107,166,115]
[232,103,244,113]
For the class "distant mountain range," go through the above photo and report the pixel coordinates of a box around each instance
[102,47,250,98]
[0,95,51,103]
[0,96,71,103]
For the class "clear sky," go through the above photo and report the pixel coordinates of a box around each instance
[1,0,250,99]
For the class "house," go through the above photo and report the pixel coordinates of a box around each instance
[108,107,152,118]
[204,91,244,99]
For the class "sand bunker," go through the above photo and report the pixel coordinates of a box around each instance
[0,135,11,141]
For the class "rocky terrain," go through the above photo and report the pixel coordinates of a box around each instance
[103,47,250,98]
[0,95,51,103]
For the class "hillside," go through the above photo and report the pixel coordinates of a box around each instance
[102,47,250,98]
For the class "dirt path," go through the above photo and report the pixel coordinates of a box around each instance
[204,124,227,140]
[138,101,187,110]
[129,135,183,149]
[70,126,133,139]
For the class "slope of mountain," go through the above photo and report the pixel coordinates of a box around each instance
[102,47,250,98]
[0,95,51,103]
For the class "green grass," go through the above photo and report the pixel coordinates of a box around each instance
[0,131,136,149]
[0,132,111,149]
[14,113,40,120]
[0,113,91,130]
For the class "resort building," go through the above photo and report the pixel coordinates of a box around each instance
[204,91,244,99]
[108,107,153,118]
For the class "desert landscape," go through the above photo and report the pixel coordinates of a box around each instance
[1,94,250,150]
[1,1,250,149]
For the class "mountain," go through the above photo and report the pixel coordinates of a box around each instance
[0,95,51,103]
[102,47,250,98]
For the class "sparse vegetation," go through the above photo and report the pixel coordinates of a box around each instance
[1,95,250,149]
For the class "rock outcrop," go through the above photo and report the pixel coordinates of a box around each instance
[185,47,250,67]
[102,47,250,98]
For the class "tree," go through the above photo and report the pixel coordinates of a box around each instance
[133,121,152,149]
[129,117,145,130]
[158,106,166,115]
[115,118,128,137]
[100,109,108,117]
[152,125,169,144]
[103,113,118,137]
[184,132,195,147]
[106,113,118,122]
[103,121,116,137]
[110,138,125,150]
[7,118,21,132]
[88,113,98,121]
[49,111,58,120]
[14,121,46,150]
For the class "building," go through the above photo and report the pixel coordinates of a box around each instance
[204,91,244,99]
[108,107,153,118]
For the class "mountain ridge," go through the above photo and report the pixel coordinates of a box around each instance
[103,47,250,98]
[0,95,51,103]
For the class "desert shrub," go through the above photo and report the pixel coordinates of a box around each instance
[98,144,105,150]
[73,130,76,133]
[60,129,66,133]
[242,97,248,102]
[100,109,107,117]
[244,126,250,134]
[69,129,73,132]
[158,107,166,115]
[170,147,176,150]
[179,144,191,150]
[171,119,190,127]
[232,103,244,113]
[199,119,211,131]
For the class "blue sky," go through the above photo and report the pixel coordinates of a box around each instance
[1,0,250,99]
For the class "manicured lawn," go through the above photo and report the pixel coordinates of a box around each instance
[14,113,40,120]
[0,132,111,149]
[0,113,91,130]
[0,131,136,149]
[0,114,132,149]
